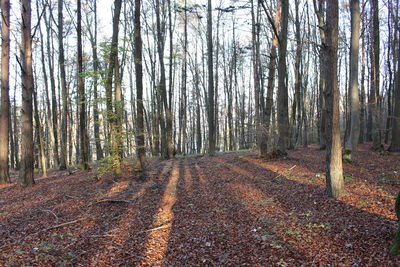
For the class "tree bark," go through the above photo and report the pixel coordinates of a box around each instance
[59,0,68,170]
[0,0,10,183]
[134,0,145,170]
[207,0,215,155]
[370,0,382,150]
[325,0,344,198]
[19,0,35,187]
[276,0,289,155]
[389,5,400,152]
[77,0,90,169]
[344,0,360,161]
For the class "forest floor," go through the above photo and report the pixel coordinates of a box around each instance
[1,144,400,266]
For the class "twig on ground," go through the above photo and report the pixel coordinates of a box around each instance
[45,217,89,231]
[143,223,172,233]
[40,209,59,223]
[274,165,297,179]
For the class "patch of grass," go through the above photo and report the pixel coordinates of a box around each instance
[344,174,352,182]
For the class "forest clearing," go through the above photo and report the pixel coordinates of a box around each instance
[1,0,400,265]
[1,145,399,266]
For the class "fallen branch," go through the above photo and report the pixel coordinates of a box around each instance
[274,165,297,179]
[144,223,172,233]
[45,217,89,231]
[40,209,59,223]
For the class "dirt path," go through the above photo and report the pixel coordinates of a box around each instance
[0,145,399,266]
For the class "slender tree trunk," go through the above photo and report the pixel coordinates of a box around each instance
[59,0,68,170]
[33,84,47,177]
[314,0,327,149]
[370,0,382,150]
[155,0,171,159]
[389,5,400,151]
[325,0,344,198]
[77,0,90,169]
[359,31,366,144]
[89,0,103,161]
[0,0,10,183]
[105,0,122,168]
[19,0,35,187]
[344,0,360,161]
[207,0,215,155]
[134,0,145,171]
[276,0,289,155]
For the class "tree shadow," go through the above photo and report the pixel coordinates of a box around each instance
[212,154,399,266]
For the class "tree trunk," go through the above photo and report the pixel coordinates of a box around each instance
[313,0,327,149]
[207,0,215,155]
[59,0,68,170]
[276,0,289,155]
[325,0,344,198]
[0,0,10,183]
[389,7,400,152]
[89,0,104,161]
[344,0,360,161]
[134,0,145,171]
[77,0,90,170]
[18,0,35,187]
[370,0,382,150]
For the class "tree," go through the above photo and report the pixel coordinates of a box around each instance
[325,0,344,197]
[344,0,361,161]
[18,0,35,187]
[0,0,10,183]
[58,0,68,170]
[313,0,327,149]
[103,0,123,173]
[77,0,90,170]
[370,0,382,150]
[389,6,400,152]
[207,0,215,155]
[276,0,289,155]
[134,0,145,171]
[85,0,104,161]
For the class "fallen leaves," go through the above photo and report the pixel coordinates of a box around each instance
[0,144,399,265]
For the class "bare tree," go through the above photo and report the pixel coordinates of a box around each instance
[0,0,10,183]
[276,0,289,155]
[58,0,68,170]
[77,0,90,169]
[325,0,344,197]
[389,2,400,152]
[344,0,361,161]
[370,0,382,150]
[18,0,35,186]
[134,0,145,170]
[207,0,215,155]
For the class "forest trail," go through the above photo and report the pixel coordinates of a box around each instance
[1,145,400,266]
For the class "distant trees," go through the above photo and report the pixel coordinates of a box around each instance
[0,0,398,188]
